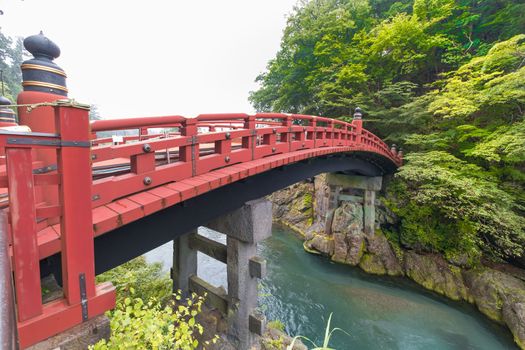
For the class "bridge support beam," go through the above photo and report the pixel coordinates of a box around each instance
[363,189,376,235]
[171,199,271,350]
[172,230,198,297]
[326,173,382,235]
[206,198,272,349]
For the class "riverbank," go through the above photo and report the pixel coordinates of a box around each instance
[269,174,525,349]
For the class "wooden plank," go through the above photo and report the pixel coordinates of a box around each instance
[105,198,144,225]
[147,185,181,208]
[92,205,120,236]
[127,191,163,216]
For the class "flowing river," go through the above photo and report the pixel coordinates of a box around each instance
[146,225,517,349]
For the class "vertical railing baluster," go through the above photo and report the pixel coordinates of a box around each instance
[6,146,42,321]
[181,119,198,176]
[215,133,232,161]
[243,116,256,160]
[56,105,96,306]
[311,117,317,148]
[281,115,292,152]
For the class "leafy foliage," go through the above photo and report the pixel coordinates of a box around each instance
[387,151,525,261]
[0,29,24,101]
[93,257,217,350]
[96,256,172,305]
[251,0,525,263]
[268,319,286,332]
[91,291,210,350]
[250,0,525,118]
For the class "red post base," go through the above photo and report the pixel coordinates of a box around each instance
[17,282,116,349]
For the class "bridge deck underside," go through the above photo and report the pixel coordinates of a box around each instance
[40,149,394,277]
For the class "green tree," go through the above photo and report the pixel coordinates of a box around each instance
[251,0,525,264]
[0,29,24,101]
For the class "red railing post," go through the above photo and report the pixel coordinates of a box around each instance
[6,147,42,321]
[243,115,256,160]
[0,210,17,350]
[181,118,198,176]
[263,128,276,147]
[139,127,149,141]
[55,104,96,304]
[352,108,363,144]
[215,135,232,157]
[311,117,317,148]
[330,120,335,146]
[280,115,292,150]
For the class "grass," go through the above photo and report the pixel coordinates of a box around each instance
[287,313,349,350]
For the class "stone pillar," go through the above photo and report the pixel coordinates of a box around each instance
[324,185,341,235]
[326,173,382,236]
[172,230,198,296]
[206,198,272,350]
[363,190,376,236]
[226,236,258,348]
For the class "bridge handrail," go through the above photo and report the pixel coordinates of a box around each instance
[1,110,401,216]
[90,115,186,132]
[86,112,400,208]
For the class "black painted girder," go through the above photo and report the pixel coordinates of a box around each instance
[40,151,397,280]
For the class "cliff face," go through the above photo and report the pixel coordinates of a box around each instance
[269,175,525,349]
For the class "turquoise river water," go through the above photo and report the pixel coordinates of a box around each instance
[145,225,517,350]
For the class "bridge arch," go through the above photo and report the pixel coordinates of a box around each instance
[92,151,396,274]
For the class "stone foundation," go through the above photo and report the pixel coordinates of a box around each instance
[173,199,272,350]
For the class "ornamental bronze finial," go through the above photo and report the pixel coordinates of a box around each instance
[21,32,68,96]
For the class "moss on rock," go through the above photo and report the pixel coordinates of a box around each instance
[404,251,470,302]
[359,253,388,275]
[464,268,525,323]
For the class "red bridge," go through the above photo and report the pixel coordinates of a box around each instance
[0,33,402,348]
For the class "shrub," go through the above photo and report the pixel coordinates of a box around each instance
[386,151,525,262]
[96,256,172,304]
[92,257,217,350]
[91,291,210,350]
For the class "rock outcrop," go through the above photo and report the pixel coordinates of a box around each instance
[269,182,314,236]
[302,194,404,277]
[404,251,470,302]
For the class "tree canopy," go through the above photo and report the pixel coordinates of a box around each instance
[0,30,24,102]
[250,0,525,264]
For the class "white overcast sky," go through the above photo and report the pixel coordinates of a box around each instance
[0,0,298,118]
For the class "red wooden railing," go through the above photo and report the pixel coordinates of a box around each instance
[0,102,401,348]
[88,112,400,207]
